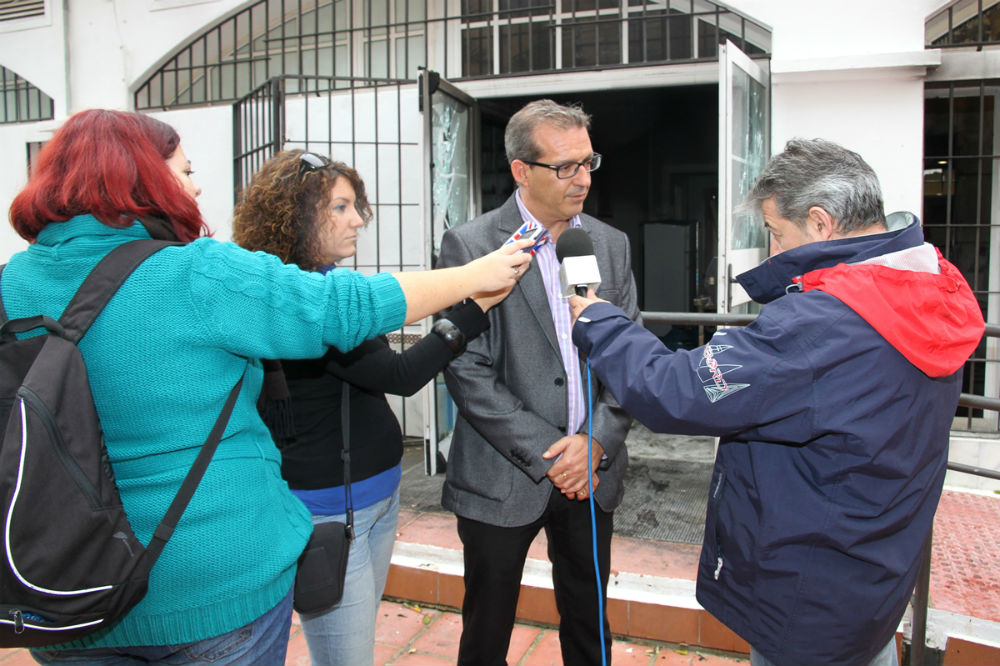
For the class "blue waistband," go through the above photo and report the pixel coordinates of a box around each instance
[292,464,402,515]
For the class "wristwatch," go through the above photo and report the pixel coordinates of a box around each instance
[431,318,466,355]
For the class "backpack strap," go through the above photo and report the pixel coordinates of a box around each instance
[0,264,65,343]
[59,239,180,344]
[140,367,246,569]
[2,237,241,579]
[0,265,9,329]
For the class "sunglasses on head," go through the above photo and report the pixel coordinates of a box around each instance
[298,152,331,178]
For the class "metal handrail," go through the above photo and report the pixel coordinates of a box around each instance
[641,311,998,665]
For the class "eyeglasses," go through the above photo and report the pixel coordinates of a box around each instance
[521,153,601,179]
[298,152,331,178]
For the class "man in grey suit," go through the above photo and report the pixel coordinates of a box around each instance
[436,99,639,666]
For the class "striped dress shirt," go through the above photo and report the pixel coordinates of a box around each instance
[514,190,585,437]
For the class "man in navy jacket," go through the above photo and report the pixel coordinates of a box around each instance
[569,139,985,666]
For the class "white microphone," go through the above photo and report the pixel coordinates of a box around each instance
[556,228,601,297]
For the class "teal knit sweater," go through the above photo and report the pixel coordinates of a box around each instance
[1,215,407,648]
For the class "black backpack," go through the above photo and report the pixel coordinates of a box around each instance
[0,239,244,648]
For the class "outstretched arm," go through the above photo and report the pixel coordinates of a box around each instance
[572,299,816,439]
[394,240,532,324]
[324,300,489,397]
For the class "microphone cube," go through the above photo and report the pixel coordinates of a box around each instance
[559,255,601,297]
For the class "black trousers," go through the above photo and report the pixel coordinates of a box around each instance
[456,488,613,666]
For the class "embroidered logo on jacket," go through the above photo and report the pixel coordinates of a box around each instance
[699,343,750,403]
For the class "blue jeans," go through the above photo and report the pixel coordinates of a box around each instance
[750,636,898,666]
[29,589,293,666]
[299,489,400,666]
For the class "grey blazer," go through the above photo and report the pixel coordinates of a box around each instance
[437,193,640,527]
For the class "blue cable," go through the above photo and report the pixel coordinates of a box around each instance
[585,357,607,666]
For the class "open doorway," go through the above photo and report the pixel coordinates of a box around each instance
[477,85,718,350]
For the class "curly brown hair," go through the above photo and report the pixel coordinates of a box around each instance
[233,150,372,271]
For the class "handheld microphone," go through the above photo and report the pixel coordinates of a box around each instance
[556,228,601,297]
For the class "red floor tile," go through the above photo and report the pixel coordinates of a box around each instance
[931,490,1000,622]
[943,636,1000,665]
[389,651,456,665]
[374,642,399,666]
[613,639,660,664]
[395,510,463,550]
[699,612,751,654]
[611,535,702,581]
[521,629,564,665]
[654,646,749,665]
[629,601,700,644]
[375,600,436,647]
[410,609,462,657]
[507,623,543,664]
[285,625,311,666]
[0,649,34,666]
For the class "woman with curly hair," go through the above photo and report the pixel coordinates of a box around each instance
[7,110,530,666]
[233,150,505,666]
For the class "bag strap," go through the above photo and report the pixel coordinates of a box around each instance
[341,384,355,539]
[59,239,180,344]
[0,265,9,328]
[140,367,246,569]
[0,240,177,339]
[0,237,238,573]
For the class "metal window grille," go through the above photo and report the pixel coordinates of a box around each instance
[0,0,45,23]
[0,65,53,124]
[927,0,1000,49]
[25,140,44,176]
[924,81,1000,433]
[136,0,770,111]
[234,74,426,436]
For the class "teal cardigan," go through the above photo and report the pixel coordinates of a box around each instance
[1,215,407,648]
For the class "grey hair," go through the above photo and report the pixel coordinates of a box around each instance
[745,138,886,234]
[505,99,592,164]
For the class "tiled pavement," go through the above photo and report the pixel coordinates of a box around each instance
[376,486,1000,666]
[305,600,748,666]
[929,489,1000,622]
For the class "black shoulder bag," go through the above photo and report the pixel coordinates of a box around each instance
[292,381,354,615]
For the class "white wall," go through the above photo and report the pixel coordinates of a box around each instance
[0,0,246,258]
[731,0,945,60]
[0,0,247,115]
[769,71,930,215]
[726,0,948,214]
[0,4,67,117]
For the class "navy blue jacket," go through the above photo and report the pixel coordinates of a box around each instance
[572,219,984,665]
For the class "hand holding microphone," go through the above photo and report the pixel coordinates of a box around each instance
[466,237,534,312]
[556,229,609,323]
[470,237,533,290]
[556,228,601,297]
[568,288,607,325]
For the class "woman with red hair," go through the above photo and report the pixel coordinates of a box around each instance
[11,109,207,243]
[4,109,530,666]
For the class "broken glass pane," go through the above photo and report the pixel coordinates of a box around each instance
[431,92,471,253]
